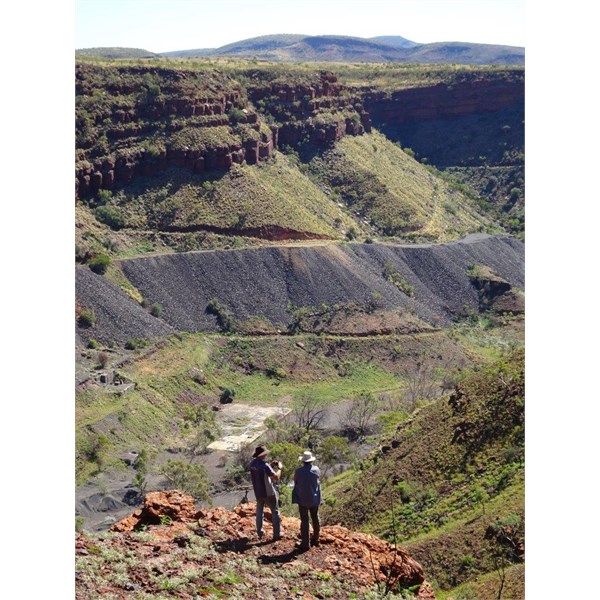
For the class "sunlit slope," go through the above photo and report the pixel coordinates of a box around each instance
[112,153,358,239]
[323,349,524,597]
[309,131,491,242]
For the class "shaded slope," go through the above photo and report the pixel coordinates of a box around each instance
[76,234,523,345]
[404,42,524,66]
[76,266,176,347]
[369,35,419,49]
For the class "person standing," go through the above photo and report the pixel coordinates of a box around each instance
[293,450,321,552]
[248,445,282,541]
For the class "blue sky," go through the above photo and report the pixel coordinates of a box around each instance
[76,0,525,52]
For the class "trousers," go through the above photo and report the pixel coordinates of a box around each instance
[256,495,281,538]
[298,505,320,549]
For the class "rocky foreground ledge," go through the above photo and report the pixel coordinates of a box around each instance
[76,490,435,599]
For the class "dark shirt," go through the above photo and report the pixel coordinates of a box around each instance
[249,458,277,498]
[293,463,321,507]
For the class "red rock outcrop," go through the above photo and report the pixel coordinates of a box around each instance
[76,64,522,202]
[111,490,197,531]
[109,492,435,598]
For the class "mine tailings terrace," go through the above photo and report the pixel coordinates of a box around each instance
[75,233,524,346]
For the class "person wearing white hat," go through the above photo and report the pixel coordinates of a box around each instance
[293,450,321,552]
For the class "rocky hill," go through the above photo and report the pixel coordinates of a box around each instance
[75,59,524,249]
[76,489,435,598]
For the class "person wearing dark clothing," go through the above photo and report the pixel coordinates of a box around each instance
[248,445,282,541]
[293,450,321,551]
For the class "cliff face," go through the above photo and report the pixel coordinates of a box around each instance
[364,78,524,125]
[247,70,371,148]
[75,64,279,198]
[75,64,523,200]
[75,489,435,599]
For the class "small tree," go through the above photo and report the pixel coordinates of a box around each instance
[184,403,222,456]
[159,460,211,502]
[341,392,378,440]
[206,298,236,333]
[133,448,148,497]
[96,351,109,369]
[150,303,163,317]
[292,394,328,435]
[318,435,351,477]
[485,514,524,600]
[472,484,489,515]
[220,387,236,403]
[269,441,305,485]
[402,356,442,410]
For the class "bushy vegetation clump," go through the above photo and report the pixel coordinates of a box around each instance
[88,254,111,275]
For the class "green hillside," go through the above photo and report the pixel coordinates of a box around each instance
[307,131,491,241]
[322,348,524,598]
[82,153,359,247]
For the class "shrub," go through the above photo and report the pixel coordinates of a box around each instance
[266,366,286,380]
[220,387,236,403]
[88,254,110,275]
[159,460,210,501]
[383,262,415,297]
[97,352,109,369]
[75,516,85,533]
[78,308,96,328]
[87,338,100,349]
[97,189,112,204]
[94,205,125,230]
[345,226,358,241]
[150,303,163,318]
[229,108,245,124]
[125,338,148,350]
[206,298,236,333]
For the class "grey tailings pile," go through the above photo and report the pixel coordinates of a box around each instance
[76,234,524,346]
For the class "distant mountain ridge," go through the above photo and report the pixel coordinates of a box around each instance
[77,33,524,65]
[75,47,159,59]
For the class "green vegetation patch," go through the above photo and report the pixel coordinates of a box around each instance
[169,126,238,153]
[112,155,356,237]
[308,131,489,242]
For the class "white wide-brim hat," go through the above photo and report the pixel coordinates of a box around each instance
[298,450,316,462]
